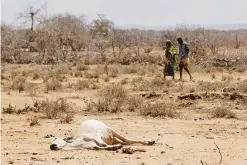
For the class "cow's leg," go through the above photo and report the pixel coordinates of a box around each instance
[110,129,155,146]
[113,137,124,145]
[83,136,108,147]
[94,144,123,151]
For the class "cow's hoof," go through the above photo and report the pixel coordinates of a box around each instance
[147,140,155,145]
[110,144,123,151]
[118,144,123,149]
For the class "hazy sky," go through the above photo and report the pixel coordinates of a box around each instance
[1,0,247,27]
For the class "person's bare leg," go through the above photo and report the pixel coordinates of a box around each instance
[184,66,193,80]
[110,129,155,146]
[179,66,183,81]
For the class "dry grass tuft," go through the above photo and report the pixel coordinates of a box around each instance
[236,66,247,73]
[45,78,63,92]
[121,78,129,85]
[25,83,39,97]
[141,102,178,118]
[198,81,225,92]
[212,107,237,119]
[2,104,16,114]
[11,76,26,92]
[131,77,150,91]
[211,73,216,80]
[236,80,247,93]
[108,66,119,78]
[84,71,100,79]
[94,84,127,113]
[221,75,233,82]
[29,116,40,126]
[74,71,83,77]
[126,95,143,112]
[74,79,90,90]
[76,64,89,71]
[38,98,75,120]
[59,112,74,123]
[123,64,138,74]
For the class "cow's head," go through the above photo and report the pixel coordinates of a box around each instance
[50,137,67,151]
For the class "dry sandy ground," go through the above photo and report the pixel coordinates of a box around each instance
[1,96,247,165]
[1,65,247,165]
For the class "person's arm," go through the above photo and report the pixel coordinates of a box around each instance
[185,44,190,53]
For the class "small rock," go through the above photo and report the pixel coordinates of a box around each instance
[9,161,14,164]
[32,153,38,155]
[209,129,212,131]
[160,151,166,154]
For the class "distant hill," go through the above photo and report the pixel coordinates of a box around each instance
[118,24,247,31]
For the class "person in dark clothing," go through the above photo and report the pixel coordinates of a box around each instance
[163,40,177,80]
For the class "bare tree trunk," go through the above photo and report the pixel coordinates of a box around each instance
[30,13,34,32]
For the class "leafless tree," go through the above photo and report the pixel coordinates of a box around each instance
[17,3,47,32]
[130,29,143,56]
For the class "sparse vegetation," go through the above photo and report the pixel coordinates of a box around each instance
[38,98,75,120]
[29,116,40,126]
[212,107,237,119]
[45,78,63,92]
[141,102,178,118]
[93,84,128,113]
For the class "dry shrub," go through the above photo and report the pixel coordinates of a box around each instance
[146,64,159,75]
[76,64,89,71]
[29,116,40,126]
[2,104,37,114]
[52,64,70,75]
[95,84,127,113]
[42,76,49,83]
[151,77,165,88]
[33,72,40,80]
[84,71,100,79]
[141,102,178,118]
[10,70,19,79]
[121,78,129,85]
[74,71,83,77]
[236,66,247,73]
[221,75,233,82]
[131,77,150,91]
[74,79,90,90]
[2,104,16,114]
[45,78,63,92]
[198,81,225,92]
[25,83,39,97]
[32,68,44,80]
[126,95,143,112]
[123,64,138,74]
[211,73,216,80]
[236,80,247,93]
[108,66,119,78]
[59,112,74,123]
[11,76,26,92]
[212,107,236,119]
[38,98,75,120]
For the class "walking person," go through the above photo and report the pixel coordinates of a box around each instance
[163,40,177,80]
[177,37,193,81]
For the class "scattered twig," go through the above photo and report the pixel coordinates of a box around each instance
[200,160,208,165]
[214,142,222,165]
